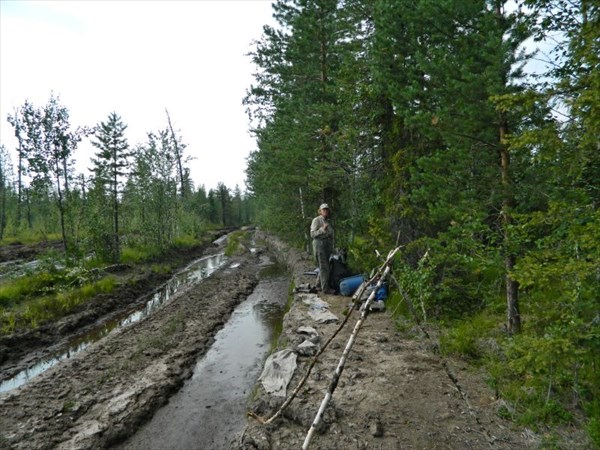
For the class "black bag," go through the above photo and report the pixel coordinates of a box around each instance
[329,254,352,292]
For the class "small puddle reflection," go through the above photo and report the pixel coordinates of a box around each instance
[118,260,290,450]
[0,253,228,393]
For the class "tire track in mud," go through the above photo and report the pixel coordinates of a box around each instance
[0,250,262,450]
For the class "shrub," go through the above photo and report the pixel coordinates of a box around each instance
[440,312,499,360]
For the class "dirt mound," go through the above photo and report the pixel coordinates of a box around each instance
[236,232,552,450]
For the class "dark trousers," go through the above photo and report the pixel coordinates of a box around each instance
[313,239,332,290]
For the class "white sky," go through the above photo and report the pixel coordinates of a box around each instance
[0,0,275,192]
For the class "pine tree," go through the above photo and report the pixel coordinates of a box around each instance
[245,0,348,243]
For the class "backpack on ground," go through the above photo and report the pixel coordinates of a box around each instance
[329,251,352,292]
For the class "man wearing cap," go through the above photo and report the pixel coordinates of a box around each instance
[310,203,335,294]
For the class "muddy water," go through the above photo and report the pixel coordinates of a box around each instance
[0,253,228,393]
[117,259,290,450]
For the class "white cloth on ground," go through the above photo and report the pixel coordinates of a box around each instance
[258,349,298,397]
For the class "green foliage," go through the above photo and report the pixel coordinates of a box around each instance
[0,256,100,307]
[0,0,595,442]
[87,111,131,263]
[0,233,62,246]
[586,401,600,447]
[120,245,161,264]
[7,95,85,254]
[0,276,42,307]
[490,359,576,429]
[347,235,384,275]
[4,97,252,261]
[172,234,200,249]
[253,0,599,441]
[150,263,171,275]
[440,313,500,361]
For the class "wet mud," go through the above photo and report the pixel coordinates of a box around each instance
[0,253,229,394]
[118,258,290,450]
[0,231,262,449]
[0,234,228,372]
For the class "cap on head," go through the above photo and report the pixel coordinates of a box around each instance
[319,203,330,210]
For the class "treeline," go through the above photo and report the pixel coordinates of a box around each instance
[0,97,253,261]
[245,0,598,443]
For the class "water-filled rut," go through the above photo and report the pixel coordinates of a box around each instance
[0,253,228,393]
[118,261,290,450]
[0,236,289,450]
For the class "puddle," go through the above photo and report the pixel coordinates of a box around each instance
[0,253,228,394]
[118,259,290,450]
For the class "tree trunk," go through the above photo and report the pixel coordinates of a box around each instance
[113,177,120,262]
[0,174,5,241]
[165,109,186,198]
[25,188,32,229]
[13,108,24,229]
[17,144,23,229]
[499,117,521,334]
[112,148,120,262]
[54,160,68,254]
[61,153,72,248]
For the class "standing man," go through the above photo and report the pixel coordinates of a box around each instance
[310,203,334,294]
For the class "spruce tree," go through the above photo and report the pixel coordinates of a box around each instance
[90,112,130,262]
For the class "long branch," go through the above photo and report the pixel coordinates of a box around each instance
[302,262,394,449]
[249,247,399,425]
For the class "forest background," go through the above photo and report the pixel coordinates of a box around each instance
[0,0,598,446]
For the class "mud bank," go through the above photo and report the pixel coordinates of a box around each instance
[236,232,590,450]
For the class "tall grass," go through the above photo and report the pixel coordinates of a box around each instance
[392,304,596,445]
[0,232,62,246]
[173,234,200,248]
[1,276,116,334]
[0,272,56,307]
[120,245,160,264]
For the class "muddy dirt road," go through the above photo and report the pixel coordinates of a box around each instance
[0,230,591,449]
[0,232,265,449]
[117,265,290,450]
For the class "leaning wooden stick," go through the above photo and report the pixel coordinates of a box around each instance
[302,247,399,450]
[248,293,360,425]
[248,250,393,424]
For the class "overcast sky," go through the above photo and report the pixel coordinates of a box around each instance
[0,0,275,192]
